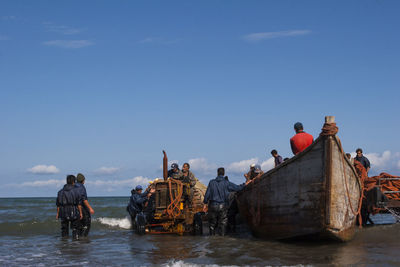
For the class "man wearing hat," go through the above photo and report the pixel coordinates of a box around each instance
[127,185,154,226]
[290,122,314,155]
[167,163,183,180]
[244,164,256,182]
[75,173,95,237]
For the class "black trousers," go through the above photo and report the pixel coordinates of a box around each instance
[208,203,228,236]
[61,218,80,239]
[79,209,91,237]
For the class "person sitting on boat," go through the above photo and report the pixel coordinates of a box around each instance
[290,122,314,155]
[355,148,370,174]
[127,185,154,226]
[253,164,264,179]
[168,163,183,180]
[244,164,256,182]
[271,149,283,167]
[203,167,245,236]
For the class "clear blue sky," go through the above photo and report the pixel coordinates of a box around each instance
[1,0,400,197]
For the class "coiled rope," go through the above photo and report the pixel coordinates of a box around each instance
[166,178,183,219]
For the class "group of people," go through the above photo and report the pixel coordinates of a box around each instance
[56,122,372,238]
[56,173,94,240]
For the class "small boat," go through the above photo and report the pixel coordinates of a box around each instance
[236,116,362,241]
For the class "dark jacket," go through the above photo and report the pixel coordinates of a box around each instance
[74,182,89,212]
[56,184,81,220]
[168,169,183,180]
[355,155,371,171]
[127,190,148,214]
[203,175,244,205]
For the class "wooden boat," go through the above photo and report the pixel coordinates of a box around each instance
[236,116,362,241]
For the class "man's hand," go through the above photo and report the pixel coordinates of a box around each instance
[203,204,208,213]
[89,207,95,215]
[56,214,59,220]
[80,213,83,220]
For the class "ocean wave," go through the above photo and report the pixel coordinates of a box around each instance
[96,217,132,229]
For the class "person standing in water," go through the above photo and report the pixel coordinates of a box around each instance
[75,173,95,237]
[56,175,83,240]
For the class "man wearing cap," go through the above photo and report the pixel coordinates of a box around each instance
[168,163,183,180]
[127,185,154,226]
[290,122,314,155]
[244,164,256,182]
[75,173,95,237]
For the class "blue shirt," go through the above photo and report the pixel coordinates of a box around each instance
[274,155,283,167]
[75,183,88,210]
[203,175,244,205]
[355,155,370,171]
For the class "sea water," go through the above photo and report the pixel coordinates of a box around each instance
[1,197,399,266]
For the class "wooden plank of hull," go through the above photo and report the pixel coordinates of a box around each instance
[236,135,362,241]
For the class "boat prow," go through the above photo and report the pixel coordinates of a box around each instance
[236,116,362,241]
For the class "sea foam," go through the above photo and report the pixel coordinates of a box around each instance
[97,217,132,229]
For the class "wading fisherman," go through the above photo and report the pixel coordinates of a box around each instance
[75,173,95,237]
[203,168,244,236]
[127,185,154,226]
[56,175,83,240]
[168,163,183,180]
[290,122,314,155]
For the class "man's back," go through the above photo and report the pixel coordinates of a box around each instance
[57,184,80,220]
[290,132,314,155]
[204,176,243,204]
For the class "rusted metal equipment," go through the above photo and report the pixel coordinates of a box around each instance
[142,151,206,235]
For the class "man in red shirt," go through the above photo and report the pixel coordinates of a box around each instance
[290,122,314,155]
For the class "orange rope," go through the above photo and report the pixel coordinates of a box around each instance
[166,179,183,218]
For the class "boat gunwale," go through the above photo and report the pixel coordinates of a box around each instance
[239,134,361,195]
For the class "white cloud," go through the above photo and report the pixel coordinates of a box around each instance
[44,23,85,35]
[365,150,392,168]
[260,158,275,171]
[1,16,16,21]
[7,176,153,192]
[137,37,181,45]
[397,160,400,170]
[0,35,10,41]
[43,40,94,49]
[28,165,60,175]
[188,158,218,174]
[243,30,312,42]
[94,167,120,175]
[85,176,154,192]
[228,158,258,173]
[20,179,64,187]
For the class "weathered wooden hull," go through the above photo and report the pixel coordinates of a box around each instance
[236,135,362,241]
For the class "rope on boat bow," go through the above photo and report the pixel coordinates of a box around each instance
[320,122,364,227]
